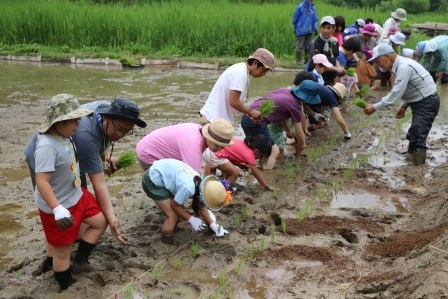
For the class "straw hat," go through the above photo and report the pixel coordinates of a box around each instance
[202,118,234,147]
[200,176,231,212]
[39,94,93,133]
[328,83,347,101]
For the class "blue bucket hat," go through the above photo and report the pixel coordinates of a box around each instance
[290,80,321,104]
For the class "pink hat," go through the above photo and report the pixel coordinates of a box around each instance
[360,24,378,36]
[389,27,399,35]
[312,54,333,67]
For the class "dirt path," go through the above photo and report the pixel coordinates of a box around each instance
[1,89,448,299]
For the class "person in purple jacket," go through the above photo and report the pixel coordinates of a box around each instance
[240,80,321,167]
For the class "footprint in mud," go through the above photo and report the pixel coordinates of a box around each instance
[86,273,106,287]
[339,229,359,243]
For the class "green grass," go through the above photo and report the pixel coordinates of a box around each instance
[0,0,441,63]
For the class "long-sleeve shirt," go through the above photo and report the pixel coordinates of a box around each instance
[421,35,448,73]
[373,55,437,111]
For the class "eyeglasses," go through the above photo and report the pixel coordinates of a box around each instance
[110,119,133,136]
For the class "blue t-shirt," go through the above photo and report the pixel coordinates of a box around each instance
[308,85,340,112]
[149,159,198,205]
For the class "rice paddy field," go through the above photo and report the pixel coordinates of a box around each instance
[0,0,445,62]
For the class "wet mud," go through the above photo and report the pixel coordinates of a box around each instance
[0,61,448,298]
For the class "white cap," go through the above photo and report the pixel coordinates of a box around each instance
[320,16,335,26]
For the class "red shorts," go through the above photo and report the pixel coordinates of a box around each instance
[39,187,102,246]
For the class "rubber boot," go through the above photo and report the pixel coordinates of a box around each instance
[295,52,302,65]
[54,267,75,290]
[412,149,426,166]
[72,239,96,274]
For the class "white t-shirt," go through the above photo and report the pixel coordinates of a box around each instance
[200,62,249,123]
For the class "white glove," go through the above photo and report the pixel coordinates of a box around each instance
[344,131,352,140]
[52,205,74,230]
[209,222,229,237]
[188,216,207,232]
[208,210,217,223]
[313,112,326,122]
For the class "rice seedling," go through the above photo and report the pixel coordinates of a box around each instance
[345,68,356,77]
[297,198,312,222]
[317,188,325,203]
[259,99,276,117]
[358,84,370,98]
[271,188,278,199]
[191,241,200,258]
[241,205,248,219]
[233,213,242,228]
[124,283,134,299]
[151,264,165,280]
[281,217,287,234]
[270,224,276,244]
[236,256,245,277]
[248,244,255,263]
[259,236,266,251]
[353,98,367,109]
[116,151,137,169]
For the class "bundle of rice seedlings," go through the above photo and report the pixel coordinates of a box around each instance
[259,99,276,117]
[358,84,369,98]
[116,151,137,169]
[353,98,367,109]
[345,68,356,77]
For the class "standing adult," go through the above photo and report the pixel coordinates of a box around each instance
[199,48,275,124]
[136,118,234,172]
[414,35,448,84]
[308,16,345,85]
[292,0,318,65]
[364,44,440,166]
[379,8,407,44]
[25,97,147,271]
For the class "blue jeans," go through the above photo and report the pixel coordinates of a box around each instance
[241,114,275,145]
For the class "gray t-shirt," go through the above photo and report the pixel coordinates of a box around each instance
[25,101,111,185]
[34,134,82,213]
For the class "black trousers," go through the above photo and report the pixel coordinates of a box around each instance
[406,93,440,150]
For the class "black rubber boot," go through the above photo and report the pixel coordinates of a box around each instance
[54,267,75,290]
[296,52,302,65]
[74,239,95,264]
[412,149,427,166]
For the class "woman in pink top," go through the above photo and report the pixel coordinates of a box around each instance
[203,135,274,190]
[136,118,234,172]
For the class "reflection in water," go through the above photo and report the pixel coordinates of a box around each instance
[331,192,409,213]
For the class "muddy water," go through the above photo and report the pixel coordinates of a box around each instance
[0,60,447,277]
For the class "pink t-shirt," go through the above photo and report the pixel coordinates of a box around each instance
[215,139,256,165]
[136,123,206,172]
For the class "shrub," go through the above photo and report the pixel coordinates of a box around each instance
[394,0,430,13]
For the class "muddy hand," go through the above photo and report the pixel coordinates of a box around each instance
[111,220,128,245]
[364,104,376,115]
[53,205,74,230]
[396,107,406,119]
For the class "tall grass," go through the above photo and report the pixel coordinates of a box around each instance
[0,0,441,58]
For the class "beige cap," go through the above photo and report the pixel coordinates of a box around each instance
[248,48,275,69]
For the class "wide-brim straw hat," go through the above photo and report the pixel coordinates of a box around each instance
[200,175,229,212]
[39,94,93,133]
[96,97,147,128]
[202,118,234,147]
[328,83,347,101]
[391,8,407,21]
